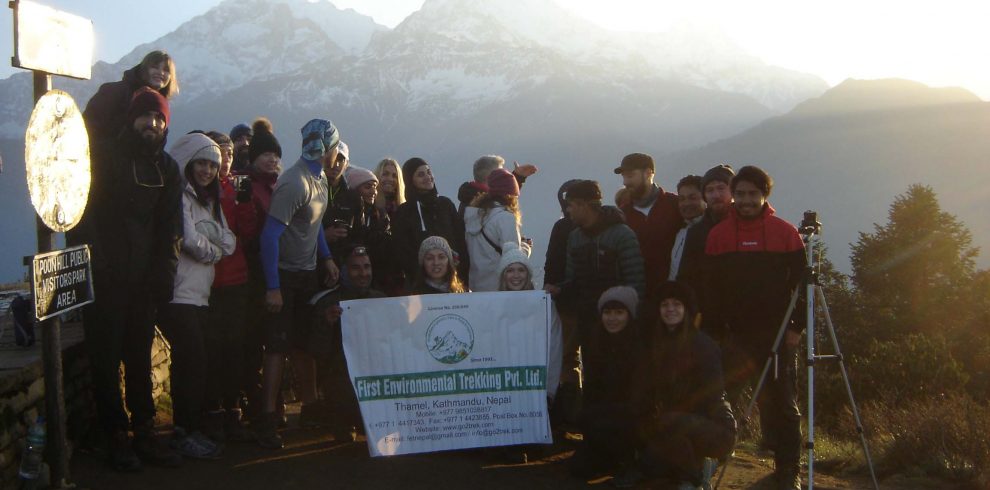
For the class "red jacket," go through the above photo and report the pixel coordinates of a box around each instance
[703,204,805,352]
[620,185,681,298]
[212,176,260,287]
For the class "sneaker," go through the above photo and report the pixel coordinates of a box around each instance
[132,425,183,468]
[701,457,718,490]
[107,430,142,473]
[224,408,255,442]
[255,412,284,449]
[203,410,226,443]
[170,427,223,460]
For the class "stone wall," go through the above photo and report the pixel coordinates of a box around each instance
[0,323,172,489]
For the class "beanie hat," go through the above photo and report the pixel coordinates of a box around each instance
[613,152,655,175]
[418,236,454,266]
[486,168,519,197]
[300,118,340,161]
[127,86,170,128]
[564,179,602,203]
[346,166,378,189]
[402,157,437,201]
[598,286,639,318]
[169,132,222,170]
[248,118,281,164]
[497,241,532,281]
[654,281,698,312]
[229,123,252,141]
[701,164,735,192]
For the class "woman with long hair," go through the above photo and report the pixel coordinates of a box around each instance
[392,158,468,284]
[160,132,235,459]
[373,158,405,221]
[464,168,522,292]
[83,50,179,142]
[410,236,465,295]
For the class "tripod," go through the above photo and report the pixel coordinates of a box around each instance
[714,211,879,490]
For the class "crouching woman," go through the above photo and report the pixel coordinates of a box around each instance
[630,281,736,488]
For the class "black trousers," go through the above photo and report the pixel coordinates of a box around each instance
[205,284,248,410]
[241,273,266,416]
[723,341,802,474]
[158,303,209,431]
[640,412,736,484]
[82,280,157,434]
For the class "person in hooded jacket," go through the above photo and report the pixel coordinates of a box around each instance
[392,158,468,284]
[569,286,642,480]
[621,281,736,489]
[203,130,258,443]
[159,132,236,459]
[83,50,179,144]
[67,87,182,471]
[464,168,522,292]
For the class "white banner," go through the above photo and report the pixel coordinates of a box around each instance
[342,290,554,457]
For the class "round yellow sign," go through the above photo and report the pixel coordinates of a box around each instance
[24,89,91,232]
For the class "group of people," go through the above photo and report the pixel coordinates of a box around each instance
[69,50,808,490]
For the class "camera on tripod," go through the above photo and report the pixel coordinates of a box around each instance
[799,210,822,236]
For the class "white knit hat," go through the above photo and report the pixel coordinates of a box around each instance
[497,242,532,280]
[418,236,454,266]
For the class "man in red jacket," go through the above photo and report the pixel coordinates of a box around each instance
[614,153,680,300]
[703,165,805,490]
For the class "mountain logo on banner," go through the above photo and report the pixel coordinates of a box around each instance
[426,314,474,364]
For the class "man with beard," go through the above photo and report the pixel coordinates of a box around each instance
[67,87,183,471]
[309,246,385,440]
[703,165,805,490]
[229,122,252,172]
[614,153,680,299]
[677,164,735,303]
[667,175,706,282]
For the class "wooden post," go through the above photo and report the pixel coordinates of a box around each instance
[33,70,71,489]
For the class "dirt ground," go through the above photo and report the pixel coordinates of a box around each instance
[67,405,941,490]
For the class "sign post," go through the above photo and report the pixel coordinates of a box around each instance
[11,1,94,487]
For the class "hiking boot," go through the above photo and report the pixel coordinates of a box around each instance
[775,469,801,490]
[255,412,284,449]
[170,427,223,460]
[107,430,142,473]
[133,424,183,468]
[224,408,255,442]
[203,410,226,443]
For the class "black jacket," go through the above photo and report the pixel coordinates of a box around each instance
[82,64,168,144]
[66,131,182,302]
[392,191,467,282]
[560,206,645,306]
[582,320,642,409]
[677,208,720,300]
[632,325,735,431]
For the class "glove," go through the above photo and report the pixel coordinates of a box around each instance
[236,177,253,203]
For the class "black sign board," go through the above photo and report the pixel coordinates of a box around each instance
[31,244,94,321]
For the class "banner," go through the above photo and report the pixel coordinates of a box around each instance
[342,290,553,457]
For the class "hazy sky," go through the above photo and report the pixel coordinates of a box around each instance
[2,0,988,99]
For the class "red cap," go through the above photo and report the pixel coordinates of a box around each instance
[486,168,519,197]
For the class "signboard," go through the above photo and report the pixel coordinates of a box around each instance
[11,0,94,79]
[24,89,91,232]
[32,245,94,321]
[342,291,554,457]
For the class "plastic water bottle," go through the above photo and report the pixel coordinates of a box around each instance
[18,416,45,481]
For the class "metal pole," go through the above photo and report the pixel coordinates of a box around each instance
[805,237,816,490]
[33,70,71,488]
